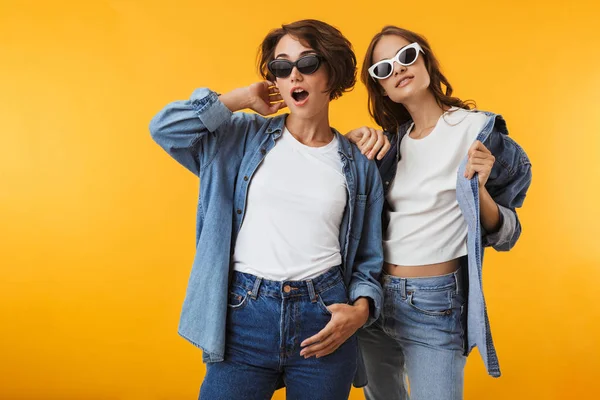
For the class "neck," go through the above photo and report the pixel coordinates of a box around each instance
[285,107,332,146]
[403,91,446,132]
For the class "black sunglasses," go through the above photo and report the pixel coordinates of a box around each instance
[267,54,323,78]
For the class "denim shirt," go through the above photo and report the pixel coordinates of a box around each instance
[377,112,532,377]
[149,88,384,380]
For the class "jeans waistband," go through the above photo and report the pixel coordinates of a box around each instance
[231,266,344,301]
[381,268,465,298]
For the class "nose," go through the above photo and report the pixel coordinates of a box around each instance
[393,61,406,76]
[289,65,303,82]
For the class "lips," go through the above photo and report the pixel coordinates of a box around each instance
[395,76,414,87]
[290,86,309,105]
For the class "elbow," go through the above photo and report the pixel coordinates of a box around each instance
[149,113,164,142]
[494,221,522,252]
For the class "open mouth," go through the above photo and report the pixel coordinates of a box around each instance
[291,88,309,102]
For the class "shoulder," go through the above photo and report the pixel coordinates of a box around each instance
[228,110,272,128]
[336,133,381,179]
[442,108,488,138]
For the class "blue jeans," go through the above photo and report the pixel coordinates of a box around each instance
[358,269,467,400]
[199,267,358,400]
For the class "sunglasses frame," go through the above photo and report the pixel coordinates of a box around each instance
[368,42,424,80]
[267,54,324,79]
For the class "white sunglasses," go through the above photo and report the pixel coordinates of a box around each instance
[368,42,424,80]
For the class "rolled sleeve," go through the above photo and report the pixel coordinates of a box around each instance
[482,203,519,251]
[190,88,233,133]
[349,281,383,327]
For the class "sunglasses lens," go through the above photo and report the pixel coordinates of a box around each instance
[398,47,417,65]
[297,55,321,74]
[269,60,293,78]
[373,62,393,79]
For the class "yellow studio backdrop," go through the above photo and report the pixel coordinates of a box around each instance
[1,0,599,399]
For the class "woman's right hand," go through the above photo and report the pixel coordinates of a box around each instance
[346,126,390,160]
[247,81,287,116]
[220,81,287,115]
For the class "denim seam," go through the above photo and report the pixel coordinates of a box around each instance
[178,331,224,362]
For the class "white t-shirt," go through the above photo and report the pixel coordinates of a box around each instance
[232,127,347,281]
[383,108,487,266]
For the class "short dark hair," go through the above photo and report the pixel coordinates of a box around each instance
[258,19,356,100]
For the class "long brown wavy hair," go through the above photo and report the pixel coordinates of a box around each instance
[361,26,475,133]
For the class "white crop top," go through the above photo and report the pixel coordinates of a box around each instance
[383,108,487,266]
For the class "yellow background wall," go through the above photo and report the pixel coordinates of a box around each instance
[1,1,599,398]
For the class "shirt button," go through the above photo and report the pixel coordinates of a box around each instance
[283,285,292,293]
[260,148,266,155]
[243,176,249,181]
[385,181,390,185]
[237,209,242,214]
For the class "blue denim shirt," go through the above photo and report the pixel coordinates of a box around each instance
[377,112,532,377]
[149,89,384,381]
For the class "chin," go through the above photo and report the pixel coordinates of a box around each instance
[389,87,420,104]
[292,104,325,119]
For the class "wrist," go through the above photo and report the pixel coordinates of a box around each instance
[233,86,253,110]
[353,297,370,322]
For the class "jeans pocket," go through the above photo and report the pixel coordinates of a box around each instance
[316,280,348,316]
[407,289,453,317]
[227,285,250,310]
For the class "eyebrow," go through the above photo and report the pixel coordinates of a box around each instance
[377,44,409,62]
[275,50,317,59]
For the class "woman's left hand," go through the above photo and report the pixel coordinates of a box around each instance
[465,140,496,187]
[299,300,369,358]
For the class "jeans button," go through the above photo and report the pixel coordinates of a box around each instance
[283,285,292,293]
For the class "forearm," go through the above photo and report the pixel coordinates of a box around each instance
[351,297,370,323]
[219,87,252,112]
[479,185,502,233]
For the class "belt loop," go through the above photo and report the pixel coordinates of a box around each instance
[400,278,407,300]
[251,277,262,300]
[454,269,462,295]
[307,279,317,303]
